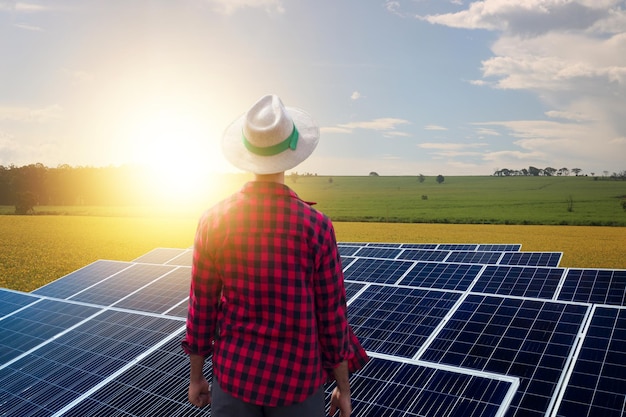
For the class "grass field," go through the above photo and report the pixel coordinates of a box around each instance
[1,175,624,291]
[289,175,626,226]
[1,216,624,292]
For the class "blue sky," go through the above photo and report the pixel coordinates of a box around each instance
[1,0,625,177]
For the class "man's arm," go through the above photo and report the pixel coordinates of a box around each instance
[329,360,351,417]
[187,354,211,408]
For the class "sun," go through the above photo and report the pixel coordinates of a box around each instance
[127,108,229,204]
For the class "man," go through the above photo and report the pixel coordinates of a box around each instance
[182,94,367,417]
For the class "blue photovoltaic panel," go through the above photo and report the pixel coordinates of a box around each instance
[398,262,484,291]
[499,252,562,267]
[343,258,415,285]
[366,243,402,248]
[0,309,184,417]
[345,281,367,302]
[338,245,361,257]
[165,250,193,267]
[438,244,479,251]
[478,244,522,252]
[558,268,626,306]
[59,332,211,417]
[132,247,188,264]
[445,251,503,265]
[555,306,626,417]
[112,266,191,315]
[349,285,461,357]
[355,247,402,259]
[68,263,176,306]
[4,241,626,417]
[32,260,131,299]
[397,249,450,262]
[0,298,100,363]
[400,243,439,249]
[0,289,40,316]
[325,357,516,417]
[472,265,565,299]
[420,295,589,417]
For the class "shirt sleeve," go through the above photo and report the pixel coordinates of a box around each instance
[181,217,222,357]
[314,221,351,371]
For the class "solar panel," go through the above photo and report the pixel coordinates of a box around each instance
[348,285,461,357]
[554,306,626,417]
[499,252,562,267]
[558,268,626,306]
[419,295,590,417]
[398,261,484,291]
[343,258,415,284]
[0,240,623,416]
[445,250,504,265]
[472,265,566,299]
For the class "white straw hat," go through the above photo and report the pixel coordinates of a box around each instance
[221,94,320,174]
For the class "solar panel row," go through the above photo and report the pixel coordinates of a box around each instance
[0,243,624,417]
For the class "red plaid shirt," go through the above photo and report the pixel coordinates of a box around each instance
[182,181,366,407]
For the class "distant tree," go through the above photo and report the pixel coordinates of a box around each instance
[572,168,582,176]
[528,166,541,176]
[289,172,299,183]
[418,174,425,183]
[558,167,570,176]
[436,175,445,184]
[369,172,379,176]
[15,191,37,215]
[544,167,557,176]
[328,177,333,184]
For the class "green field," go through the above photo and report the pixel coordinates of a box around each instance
[1,175,625,292]
[289,175,626,226]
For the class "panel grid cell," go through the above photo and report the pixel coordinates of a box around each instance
[32,260,132,299]
[69,263,177,306]
[343,258,415,285]
[558,268,626,306]
[355,247,403,259]
[398,262,484,291]
[0,299,101,363]
[349,285,460,357]
[397,249,450,262]
[112,267,191,315]
[445,251,503,265]
[499,252,562,267]
[472,265,565,299]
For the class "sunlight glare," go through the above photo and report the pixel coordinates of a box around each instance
[128,108,225,204]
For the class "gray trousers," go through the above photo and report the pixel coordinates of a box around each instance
[211,375,326,417]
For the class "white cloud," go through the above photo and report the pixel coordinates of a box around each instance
[417,0,626,174]
[205,0,285,14]
[419,142,487,150]
[335,117,410,132]
[13,22,42,31]
[424,124,447,131]
[0,105,62,122]
[351,91,363,100]
[0,1,51,12]
[545,110,594,122]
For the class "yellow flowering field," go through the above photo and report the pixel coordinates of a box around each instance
[1,216,624,292]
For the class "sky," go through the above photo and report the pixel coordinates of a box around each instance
[1,0,625,178]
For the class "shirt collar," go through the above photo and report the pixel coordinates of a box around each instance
[240,181,317,205]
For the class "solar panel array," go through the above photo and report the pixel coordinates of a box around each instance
[1,241,625,416]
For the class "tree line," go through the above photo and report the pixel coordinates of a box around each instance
[493,166,626,179]
[0,163,159,209]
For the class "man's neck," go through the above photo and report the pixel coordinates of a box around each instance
[253,172,285,184]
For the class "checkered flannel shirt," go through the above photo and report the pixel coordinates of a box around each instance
[182,181,367,407]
